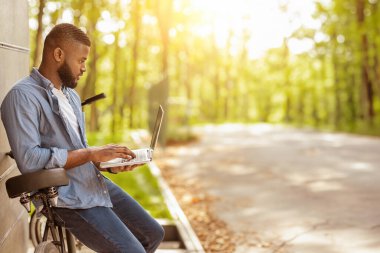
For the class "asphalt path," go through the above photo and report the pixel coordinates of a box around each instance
[159,124,380,253]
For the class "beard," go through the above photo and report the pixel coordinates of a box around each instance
[57,60,77,89]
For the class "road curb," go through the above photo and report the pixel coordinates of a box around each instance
[148,161,205,253]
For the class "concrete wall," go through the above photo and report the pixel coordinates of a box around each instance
[0,0,30,252]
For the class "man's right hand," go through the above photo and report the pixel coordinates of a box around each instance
[64,144,136,170]
[88,144,136,162]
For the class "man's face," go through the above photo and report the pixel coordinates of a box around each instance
[57,42,90,89]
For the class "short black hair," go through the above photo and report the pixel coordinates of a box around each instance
[44,23,91,50]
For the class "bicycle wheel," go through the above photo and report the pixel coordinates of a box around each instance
[30,210,78,253]
[65,229,77,253]
[30,210,46,247]
[34,241,59,253]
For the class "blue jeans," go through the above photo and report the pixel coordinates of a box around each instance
[53,178,164,253]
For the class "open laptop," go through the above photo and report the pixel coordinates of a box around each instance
[100,105,164,168]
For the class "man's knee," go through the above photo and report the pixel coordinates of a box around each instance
[147,223,165,252]
[154,223,165,243]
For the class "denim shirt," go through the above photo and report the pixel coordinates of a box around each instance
[1,68,112,209]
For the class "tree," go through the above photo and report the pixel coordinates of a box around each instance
[32,0,46,67]
[356,0,374,123]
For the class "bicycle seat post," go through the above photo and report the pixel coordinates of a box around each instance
[19,192,31,212]
[47,186,59,207]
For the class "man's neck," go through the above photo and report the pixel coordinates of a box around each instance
[38,64,62,90]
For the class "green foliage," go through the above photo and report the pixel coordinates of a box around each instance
[28,0,380,142]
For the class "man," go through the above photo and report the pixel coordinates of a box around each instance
[1,23,164,252]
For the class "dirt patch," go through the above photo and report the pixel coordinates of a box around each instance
[157,162,236,253]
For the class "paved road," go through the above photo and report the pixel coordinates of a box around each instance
[159,124,380,253]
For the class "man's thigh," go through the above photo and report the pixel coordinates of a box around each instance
[54,206,145,253]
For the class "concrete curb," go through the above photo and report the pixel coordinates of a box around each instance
[148,161,205,253]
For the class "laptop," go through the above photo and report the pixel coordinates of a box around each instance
[100,105,164,168]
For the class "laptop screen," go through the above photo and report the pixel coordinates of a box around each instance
[150,105,164,150]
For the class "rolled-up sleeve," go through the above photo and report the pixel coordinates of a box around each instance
[1,89,67,173]
[45,147,67,169]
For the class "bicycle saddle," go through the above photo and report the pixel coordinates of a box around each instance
[6,168,69,198]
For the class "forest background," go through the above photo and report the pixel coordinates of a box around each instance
[28,0,380,143]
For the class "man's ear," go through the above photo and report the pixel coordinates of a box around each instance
[53,47,64,63]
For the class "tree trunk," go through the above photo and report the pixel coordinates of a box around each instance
[211,31,221,121]
[282,38,292,122]
[310,63,320,127]
[80,20,99,132]
[331,30,342,128]
[223,30,234,120]
[112,32,120,137]
[369,2,380,98]
[32,0,45,67]
[356,0,374,123]
[128,0,141,129]
[154,0,172,145]
[156,0,172,75]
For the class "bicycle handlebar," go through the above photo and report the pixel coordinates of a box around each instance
[81,93,106,106]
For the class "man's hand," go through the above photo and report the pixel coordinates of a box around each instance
[88,144,136,163]
[107,163,145,174]
[65,144,136,170]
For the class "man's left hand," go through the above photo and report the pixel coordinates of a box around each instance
[107,163,145,173]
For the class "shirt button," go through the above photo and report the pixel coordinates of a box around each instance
[97,174,100,178]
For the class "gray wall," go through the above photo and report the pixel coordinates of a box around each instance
[0,0,30,252]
